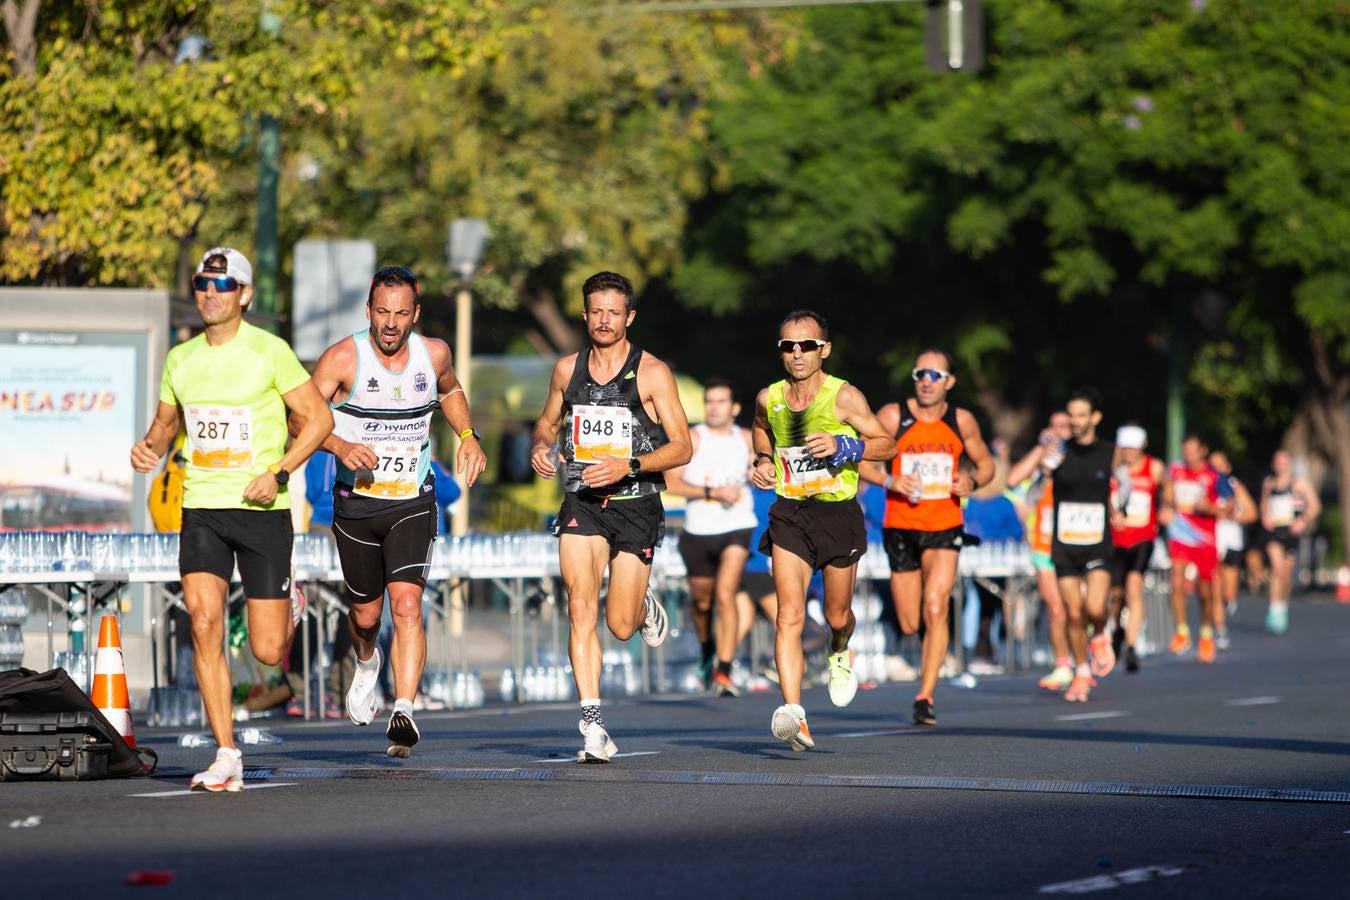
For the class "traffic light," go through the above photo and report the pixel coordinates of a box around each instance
[926,0,984,73]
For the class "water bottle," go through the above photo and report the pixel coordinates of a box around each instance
[546,442,563,477]
[908,481,923,505]
[237,727,282,745]
[177,732,216,749]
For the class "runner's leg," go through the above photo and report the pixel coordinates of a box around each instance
[771,546,814,706]
[561,534,610,700]
[183,573,235,750]
[917,549,959,701]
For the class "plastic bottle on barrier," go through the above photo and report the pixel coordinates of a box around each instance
[177,733,216,749]
[237,727,282,745]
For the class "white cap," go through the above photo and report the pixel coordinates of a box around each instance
[196,247,253,285]
[1116,425,1147,449]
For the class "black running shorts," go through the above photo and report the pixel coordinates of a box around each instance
[332,498,438,603]
[882,526,964,574]
[1265,526,1298,554]
[759,497,866,572]
[179,508,293,599]
[554,492,665,564]
[1109,540,1153,586]
[1053,541,1112,578]
[678,528,754,578]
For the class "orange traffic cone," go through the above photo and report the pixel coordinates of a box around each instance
[1337,565,1350,605]
[90,615,136,750]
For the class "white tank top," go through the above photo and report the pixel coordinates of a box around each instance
[681,424,757,535]
[331,331,438,513]
[1217,518,1244,554]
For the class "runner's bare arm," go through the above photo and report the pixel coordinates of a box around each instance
[858,401,899,486]
[429,339,486,487]
[130,401,182,472]
[1292,478,1321,535]
[529,356,576,478]
[242,379,333,506]
[749,388,775,490]
[1232,480,1259,526]
[288,338,376,468]
[954,408,995,497]
[581,354,692,489]
[828,385,896,462]
[1152,459,1172,525]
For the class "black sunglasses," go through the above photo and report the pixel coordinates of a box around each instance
[192,274,241,293]
[777,339,827,354]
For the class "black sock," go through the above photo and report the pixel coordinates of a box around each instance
[700,640,714,663]
[830,628,850,655]
[715,660,732,677]
[580,703,603,726]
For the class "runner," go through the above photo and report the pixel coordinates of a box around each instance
[529,271,692,763]
[751,310,895,750]
[295,265,487,757]
[1007,413,1074,691]
[1107,424,1165,674]
[1050,388,1118,702]
[1209,449,1257,648]
[667,378,758,697]
[860,350,993,725]
[1260,450,1320,634]
[1164,434,1234,663]
[130,247,333,791]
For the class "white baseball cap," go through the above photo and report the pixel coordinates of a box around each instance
[196,247,253,285]
[1116,425,1147,449]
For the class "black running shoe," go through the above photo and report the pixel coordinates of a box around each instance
[1111,628,1124,662]
[386,708,420,758]
[913,698,937,726]
[1125,645,1139,674]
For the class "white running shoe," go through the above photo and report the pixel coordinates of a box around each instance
[346,646,382,726]
[771,704,814,751]
[639,588,669,648]
[386,706,420,758]
[190,747,243,793]
[289,575,307,628]
[826,650,858,707]
[577,720,618,764]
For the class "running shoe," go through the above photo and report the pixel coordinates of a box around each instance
[1124,645,1139,674]
[712,671,740,698]
[1197,634,1216,664]
[345,646,382,726]
[190,747,243,793]
[770,704,814,751]
[290,574,307,628]
[1215,628,1231,651]
[578,720,618,763]
[1168,631,1192,655]
[912,698,937,726]
[386,707,420,758]
[697,656,714,690]
[826,650,858,707]
[639,588,669,648]
[1038,665,1074,691]
[1266,605,1288,635]
[1063,674,1096,703]
[1089,633,1116,678]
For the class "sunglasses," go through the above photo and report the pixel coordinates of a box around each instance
[912,368,951,383]
[778,339,827,354]
[192,274,241,293]
[372,265,418,287]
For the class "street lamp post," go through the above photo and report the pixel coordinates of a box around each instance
[447,218,490,537]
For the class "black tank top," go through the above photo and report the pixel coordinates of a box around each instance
[1054,439,1115,506]
[560,343,666,499]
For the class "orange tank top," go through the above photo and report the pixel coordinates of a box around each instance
[1029,480,1054,554]
[883,400,965,532]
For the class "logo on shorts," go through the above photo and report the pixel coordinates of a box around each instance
[567,518,579,528]
[414,371,428,393]
[366,377,380,392]
[642,547,653,558]
[281,576,291,593]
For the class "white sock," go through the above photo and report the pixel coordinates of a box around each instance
[1075,663,1091,677]
[787,703,805,719]
[357,649,379,670]
[393,697,414,716]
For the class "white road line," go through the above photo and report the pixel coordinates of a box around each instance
[131,783,298,798]
[1054,710,1129,722]
[529,751,661,764]
[1039,864,1186,893]
[1225,696,1280,707]
[837,728,924,738]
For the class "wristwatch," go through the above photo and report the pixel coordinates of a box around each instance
[267,464,290,486]
[628,457,642,477]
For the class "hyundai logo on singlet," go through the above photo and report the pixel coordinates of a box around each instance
[363,421,383,433]
[364,420,423,434]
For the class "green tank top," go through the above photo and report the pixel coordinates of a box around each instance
[766,375,859,502]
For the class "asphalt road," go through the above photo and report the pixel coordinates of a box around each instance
[4,594,1349,898]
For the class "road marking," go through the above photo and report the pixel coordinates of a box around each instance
[1225,696,1280,707]
[1054,711,1129,722]
[1039,863,1187,893]
[236,768,1350,804]
[530,751,660,764]
[131,783,298,798]
[836,728,925,738]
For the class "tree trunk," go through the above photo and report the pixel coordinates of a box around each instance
[1,0,40,77]
[1304,331,1350,566]
[521,286,582,355]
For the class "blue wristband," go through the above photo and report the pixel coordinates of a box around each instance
[829,434,864,467]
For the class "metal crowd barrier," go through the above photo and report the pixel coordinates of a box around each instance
[0,532,1181,719]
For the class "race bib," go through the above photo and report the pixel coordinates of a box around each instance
[777,446,843,499]
[1057,502,1106,546]
[1123,490,1153,528]
[572,405,632,465]
[901,452,954,501]
[1173,480,1203,514]
[1267,494,1295,527]
[184,405,253,470]
[353,440,422,499]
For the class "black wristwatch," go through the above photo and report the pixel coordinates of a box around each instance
[268,464,290,486]
[629,457,642,477]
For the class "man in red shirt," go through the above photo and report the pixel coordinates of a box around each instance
[1163,434,1233,664]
